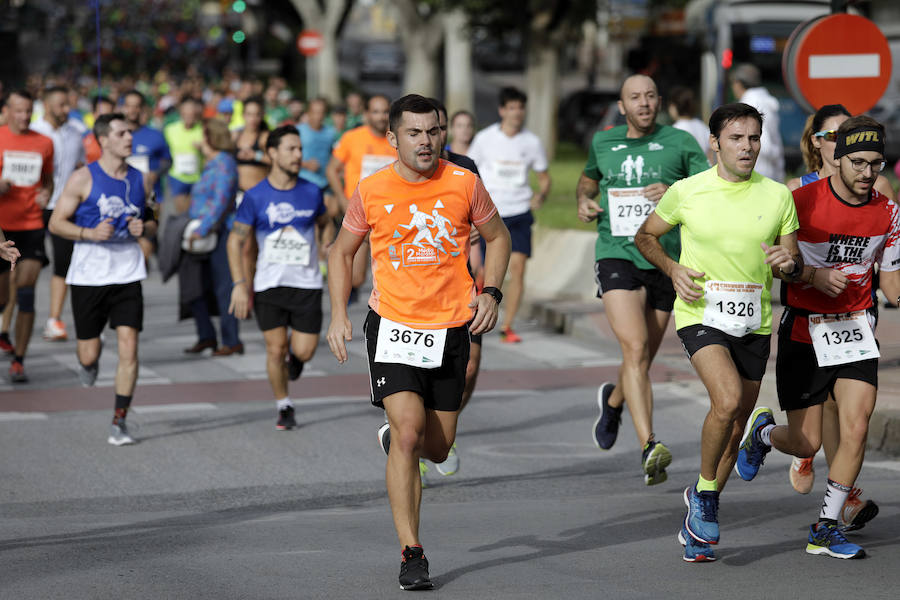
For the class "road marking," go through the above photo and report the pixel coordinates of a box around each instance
[132,403,218,414]
[809,54,880,79]
[0,412,49,421]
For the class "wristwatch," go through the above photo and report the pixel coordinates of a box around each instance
[481,286,503,305]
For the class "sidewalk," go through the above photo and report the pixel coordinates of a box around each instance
[522,226,900,458]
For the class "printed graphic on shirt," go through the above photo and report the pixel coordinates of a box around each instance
[389,200,461,270]
[611,154,662,186]
[265,201,317,228]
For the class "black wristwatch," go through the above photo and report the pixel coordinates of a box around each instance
[481,286,503,305]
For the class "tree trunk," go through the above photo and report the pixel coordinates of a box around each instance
[391,0,444,98]
[289,0,348,104]
[526,42,560,161]
[443,9,474,116]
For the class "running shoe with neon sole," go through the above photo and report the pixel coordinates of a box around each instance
[435,443,459,476]
[789,456,815,494]
[378,422,391,456]
[399,545,433,590]
[806,521,865,559]
[677,525,716,562]
[276,406,297,430]
[683,485,719,544]
[500,327,522,343]
[8,360,27,383]
[841,488,879,532]
[108,419,136,446]
[42,318,67,341]
[419,459,429,489]
[735,406,774,481]
[592,382,622,450]
[642,440,672,485]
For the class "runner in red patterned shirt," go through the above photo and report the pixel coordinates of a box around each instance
[735,116,900,560]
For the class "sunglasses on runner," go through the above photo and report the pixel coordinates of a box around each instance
[814,130,837,141]
[845,157,886,173]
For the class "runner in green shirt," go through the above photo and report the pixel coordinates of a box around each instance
[577,74,708,486]
[635,102,800,562]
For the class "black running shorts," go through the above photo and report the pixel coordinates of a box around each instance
[71,281,143,340]
[254,287,323,333]
[0,228,49,273]
[43,209,74,278]
[364,310,470,411]
[594,258,675,312]
[776,308,878,412]
[677,323,771,381]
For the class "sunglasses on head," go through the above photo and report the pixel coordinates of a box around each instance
[814,130,837,141]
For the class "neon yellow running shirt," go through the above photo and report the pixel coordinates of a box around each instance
[654,167,798,335]
[163,121,204,184]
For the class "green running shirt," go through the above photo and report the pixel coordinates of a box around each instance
[654,167,799,335]
[583,124,709,269]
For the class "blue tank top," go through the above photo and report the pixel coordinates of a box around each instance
[800,171,819,187]
[73,162,146,241]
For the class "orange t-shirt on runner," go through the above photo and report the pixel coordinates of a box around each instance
[83,132,102,164]
[343,160,498,329]
[331,125,397,199]
[0,125,54,231]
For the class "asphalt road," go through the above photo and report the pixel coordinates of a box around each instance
[1,269,899,599]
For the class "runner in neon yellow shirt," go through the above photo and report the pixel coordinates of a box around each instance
[163,97,204,213]
[635,103,800,562]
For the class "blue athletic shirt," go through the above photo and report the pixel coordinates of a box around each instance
[130,126,171,200]
[235,177,326,292]
[800,172,819,186]
[67,162,147,286]
[297,122,337,189]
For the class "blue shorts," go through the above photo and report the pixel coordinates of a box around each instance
[501,210,534,257]
[167,176,194,197]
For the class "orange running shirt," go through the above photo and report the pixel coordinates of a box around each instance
[83,132,101,164]
[331,125,396,199]
[343,160,498,328]
[0,125,54,230]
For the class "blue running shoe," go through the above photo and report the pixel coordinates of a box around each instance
[683,485,719,544]
[592,383,622,450]
[678,525,716,562]
[806,521,866,559]
[735,406,774,481]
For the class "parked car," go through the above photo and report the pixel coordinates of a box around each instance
[558,89,619,148]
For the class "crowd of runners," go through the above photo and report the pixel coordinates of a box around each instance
[1,66,899,589]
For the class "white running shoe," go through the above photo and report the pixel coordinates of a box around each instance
[43,318,67,341]
[435,443,459,476]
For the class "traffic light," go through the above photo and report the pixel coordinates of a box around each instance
[232,1,246,13]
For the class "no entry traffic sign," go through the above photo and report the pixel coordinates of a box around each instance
[783,14,892,115]
[297,30,324,57]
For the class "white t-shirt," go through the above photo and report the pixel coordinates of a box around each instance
[739,86,785,182]
[672,118,710,157]
[30,118,86,209]
[468,123,548,218]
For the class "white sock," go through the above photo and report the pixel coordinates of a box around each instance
[759,424,775,447]
[819,478,851,521]
[276,397,293,410]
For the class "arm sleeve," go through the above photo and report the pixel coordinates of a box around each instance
[342,187,370,235]
[582,134,602,181]
[779,187,799,236]
[531,136,549,173]
[470,177,498,226]
[653,181,683,226]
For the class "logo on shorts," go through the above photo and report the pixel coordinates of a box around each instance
[696,329,707,336]
[610,272,619,279]
[377,377,386,387]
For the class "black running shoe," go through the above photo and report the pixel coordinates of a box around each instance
[592,382,622,450]
[399,545,433,590]
[287,352,304,381]
[276,406,297,430]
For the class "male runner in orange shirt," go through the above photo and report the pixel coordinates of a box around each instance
[327,94,510,590]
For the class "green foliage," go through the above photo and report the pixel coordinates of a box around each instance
[532,142,595,231]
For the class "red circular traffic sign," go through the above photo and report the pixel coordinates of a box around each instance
[783,14,892,115]
[296,30,323,57]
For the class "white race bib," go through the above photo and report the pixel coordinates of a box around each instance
[264,227,310,266]
[702,280,763,337]
[375,317,447,369]
[2,151,42,187]
[490,160,527,189]
[808,311,880,367]
[125,154,150,173]
[173,152,199,176]
[607,187,654,237]
[360,154,394,180]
